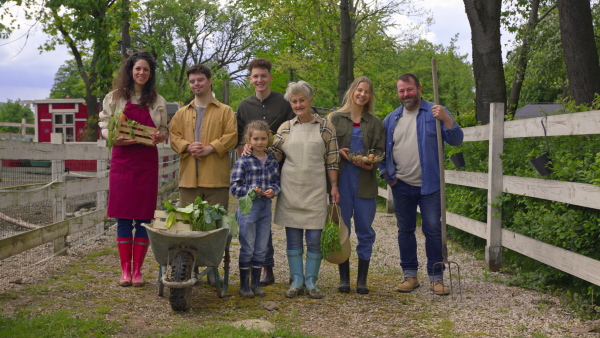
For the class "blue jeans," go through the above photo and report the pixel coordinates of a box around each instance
[263,232,275,267]
[237,198,272,267]
[285,227,322,254]
[117,218,149,238]
[391,180,443,281]
[339,162,376,260]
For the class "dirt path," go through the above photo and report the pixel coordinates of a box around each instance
[0,208,598,337]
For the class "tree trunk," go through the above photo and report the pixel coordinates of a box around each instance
[557,0,600,105]
[337,0,354,105]
[507,0,541,116]
[463,0,506,124]
[120,0,131,59]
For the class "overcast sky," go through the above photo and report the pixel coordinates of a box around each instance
[0,0,514,103]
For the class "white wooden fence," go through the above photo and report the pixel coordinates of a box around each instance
[0,134,179,261]
[378,104,600,287]
[0,118,36,140]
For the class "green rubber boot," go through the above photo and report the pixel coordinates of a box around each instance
[305,251,323,299]
[284,249,304,298]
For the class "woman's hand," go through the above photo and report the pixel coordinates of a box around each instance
[339,147,350,161]
[330,185,340,204]
[242,143,253,156]
[353,160,374,171]
[114,136,138,146]
[150,131,167,145]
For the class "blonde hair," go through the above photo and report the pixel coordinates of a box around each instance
[337,76,375,115]
[244,120,272,147]
[284,80,313,101]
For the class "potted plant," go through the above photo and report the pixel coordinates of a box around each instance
[446,145,465,169]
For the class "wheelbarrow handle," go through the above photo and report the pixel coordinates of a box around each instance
[162,277,198,289]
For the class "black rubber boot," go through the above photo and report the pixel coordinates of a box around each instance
[338,259,350,293]
[357,258,370,294]
[251,266,266,297]
[238,267,254,299]
[259,266,275,286]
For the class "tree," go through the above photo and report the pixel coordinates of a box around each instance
[236,0,428,108]
[556,0,600,105]
[134,0,255,102]
[7,0,123,140]
[503,1,561,114]
[336,0,425,105]
[49,59,87,99]
[337,0,354,104]
[0,100,35,134]
[119,0,131,59]
[464,0,506,124]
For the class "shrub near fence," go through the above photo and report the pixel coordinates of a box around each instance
[379,104,600,289]
[0,134,179,287]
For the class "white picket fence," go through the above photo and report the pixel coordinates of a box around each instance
[378,104,600,287]
[0,133,178,261]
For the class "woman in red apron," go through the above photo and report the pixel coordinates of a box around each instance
[99,51,169,287]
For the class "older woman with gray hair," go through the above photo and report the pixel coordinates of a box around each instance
[269,80,340,299]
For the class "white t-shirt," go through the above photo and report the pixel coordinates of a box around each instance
[392,107,422,186]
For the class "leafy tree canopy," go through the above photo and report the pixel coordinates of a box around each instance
[0,100,35,134]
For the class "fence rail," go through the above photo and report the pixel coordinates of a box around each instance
[378,106,600,287]
[0,134,178,272]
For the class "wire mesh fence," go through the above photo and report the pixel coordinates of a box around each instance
[0,156,178,290]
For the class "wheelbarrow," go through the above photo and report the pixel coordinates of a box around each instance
[142,210,231,312]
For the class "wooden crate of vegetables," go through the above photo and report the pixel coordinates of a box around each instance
[118,120,157,146]
[152,210,192,231]
[149,198,238,236]
[107,111,156,147]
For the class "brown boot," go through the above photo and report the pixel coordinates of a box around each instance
[259,266,275,286]
[396,277,420,293]
[430,280,450,295]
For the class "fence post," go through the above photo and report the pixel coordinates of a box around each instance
[486,102,504,271]
[51,133,67,255]
[21,117,26,138]
[96,139,108,235]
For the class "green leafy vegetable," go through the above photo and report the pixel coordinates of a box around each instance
[320,218,342,258]
[165,211,177,229]
[106,111,124,149]
[161,198,238,237]
[239,188,257,216]
[221,215,239,238]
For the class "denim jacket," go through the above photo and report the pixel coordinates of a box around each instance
[378,99,463,195]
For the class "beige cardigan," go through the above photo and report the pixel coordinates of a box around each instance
[98,90,169,136]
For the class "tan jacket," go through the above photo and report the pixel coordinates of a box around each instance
[98,91,169,136]
[169,98,237,188]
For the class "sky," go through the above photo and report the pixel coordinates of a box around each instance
[0,0,514,103]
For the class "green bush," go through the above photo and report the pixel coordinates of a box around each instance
[444,99,600,318]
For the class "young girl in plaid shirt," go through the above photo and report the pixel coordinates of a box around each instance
[230,120,281,298]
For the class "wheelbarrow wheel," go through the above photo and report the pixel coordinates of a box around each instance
[169,251,193,312]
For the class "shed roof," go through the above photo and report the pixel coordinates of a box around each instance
[515,103,564,119]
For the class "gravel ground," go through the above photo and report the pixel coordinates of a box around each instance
[1,205,599,337]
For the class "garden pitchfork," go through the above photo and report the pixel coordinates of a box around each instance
[431,58,461,299]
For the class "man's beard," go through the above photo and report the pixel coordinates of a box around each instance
[402,94,420,110]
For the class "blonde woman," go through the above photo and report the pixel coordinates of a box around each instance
[328,76,385,294]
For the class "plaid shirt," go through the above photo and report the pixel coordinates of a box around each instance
[230,153,281,199]
[271,114,339,170]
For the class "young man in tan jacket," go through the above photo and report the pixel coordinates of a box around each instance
[169,64,237,209]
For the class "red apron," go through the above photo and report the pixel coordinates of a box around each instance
[107,102,159,220]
